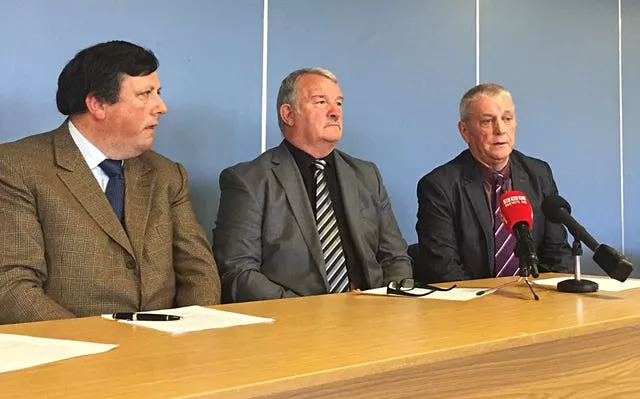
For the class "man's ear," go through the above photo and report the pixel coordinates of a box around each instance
[279,104,295,127]
[85,93,107,120]
[458,120,470,144]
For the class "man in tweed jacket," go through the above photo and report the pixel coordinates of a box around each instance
[0,41,220,324]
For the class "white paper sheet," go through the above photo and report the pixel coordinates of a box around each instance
[361,287,493,301]
[101,305,274,334]
[534,276,640,292]
[0,334,117,374]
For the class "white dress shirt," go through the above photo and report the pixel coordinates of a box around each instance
[67,120,117,192]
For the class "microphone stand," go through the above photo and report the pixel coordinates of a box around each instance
[520,263,540,300]
[556,239,599,293]
[476,262,540,300]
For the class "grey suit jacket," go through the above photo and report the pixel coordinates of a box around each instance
[416,149,572,283]
[0,123,221,324]
[214,141,412,302]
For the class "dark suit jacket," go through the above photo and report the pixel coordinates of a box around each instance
[416,149,572,283]
[0,123,221,324]
[214,141,412,302]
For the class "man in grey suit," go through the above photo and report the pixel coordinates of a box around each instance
[214,67,412,302]
[416,83,571,283]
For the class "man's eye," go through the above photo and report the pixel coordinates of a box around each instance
[336,101,343,107]
[316,100,326,104]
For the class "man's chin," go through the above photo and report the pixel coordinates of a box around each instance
[137,139,154,154]
[491,147,513,159]
[322,131,342,143]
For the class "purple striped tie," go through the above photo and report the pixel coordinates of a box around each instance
[492,174,519,277]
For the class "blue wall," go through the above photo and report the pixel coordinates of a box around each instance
[1,0,637,276]
[267,0,475,246]
[481,0,622,273]
[0,0,264,238]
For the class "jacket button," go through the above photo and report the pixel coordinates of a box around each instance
[125,260,136,269]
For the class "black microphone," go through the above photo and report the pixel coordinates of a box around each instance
[541,195,598,250]
[541,194,632,282]
[513,226,540,279]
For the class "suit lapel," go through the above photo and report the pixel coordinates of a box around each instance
[510,155,541,242]
[461,152,494,273]
[334,152,368,266]
[510,155,532,193]
[271,142,326,278]
[53,125,135,258]
[123,156,155,259]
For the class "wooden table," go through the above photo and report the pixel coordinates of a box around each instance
[2,274,640,398]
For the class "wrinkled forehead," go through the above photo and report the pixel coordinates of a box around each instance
[469,92,515,115]
[296,73,342,96]
[120,71,161,88]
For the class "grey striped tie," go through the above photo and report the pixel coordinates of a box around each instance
[313,160,349,293]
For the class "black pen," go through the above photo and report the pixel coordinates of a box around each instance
[112,312,182,321]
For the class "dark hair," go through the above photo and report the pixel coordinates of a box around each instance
[56,40,159,116]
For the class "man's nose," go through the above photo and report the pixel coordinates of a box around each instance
[155,96,168,115]
[327,103,342,120]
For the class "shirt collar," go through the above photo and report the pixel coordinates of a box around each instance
[68,120,108,170]
[478,158,511,184]
[284,140,335,169]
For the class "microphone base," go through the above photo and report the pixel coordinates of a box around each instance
[557,278,599,293]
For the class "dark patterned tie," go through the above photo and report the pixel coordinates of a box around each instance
[492,174,519,277]
[313,160,349,293]
[99,159,125,222]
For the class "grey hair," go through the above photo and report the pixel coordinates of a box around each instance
[276,67,339,132]
[459,83,511,121]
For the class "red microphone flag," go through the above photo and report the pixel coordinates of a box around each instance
[499,190,533,234]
